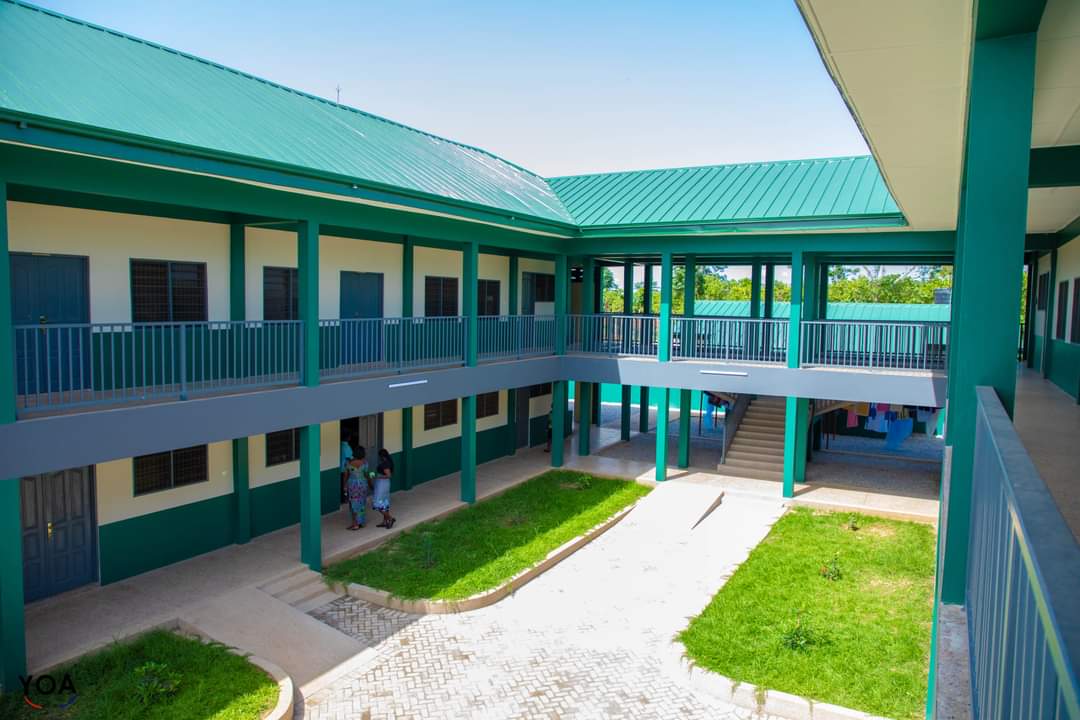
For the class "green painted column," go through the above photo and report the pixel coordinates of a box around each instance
[577,258,595,457]
[0,181,27,690]
[551,254,569,468]
[782,251,805,498]
[678,255,696,469]
[1041,249,1058,378]
[1023,255,1036,368]
[506,255,519,456]
[655,252,673,481]
[228,223,251,544]
[401,237,414,489]
[461,241,479,503]
[802,255,820,322]
[750,261,762,318]
[941,32,1036,605]
[620,262,633,441]
[297,220,322,570]
[764,264,775,318]
[639,262,652,432]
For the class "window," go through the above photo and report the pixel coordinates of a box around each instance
[1071,280,1080,343]
[424,276,459,317]
[1037,272,1049,310]
[423,399,457,430]
[1056,281,1069,339]
[133,445,208,496]
[477,391,499,419]
[131,260,208,322]
[529,383,552,398]
[478,279,501,316]
[264,267,299,321]
[534,274,555,303]
[266,428,301,466]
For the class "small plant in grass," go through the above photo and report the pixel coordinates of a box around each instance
[846,514,860,532]
[780,610,817,652]
[560,475,592,491]
[132,660,181,706]
[820,552,842,581]
[502,511,529,527]
[420,532,437,569]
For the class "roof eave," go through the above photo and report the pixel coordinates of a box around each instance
[575,214,908,238]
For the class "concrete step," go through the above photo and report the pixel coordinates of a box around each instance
[725,456,784,473]
[717,464,784,482]
[296,590,343,614]
[259,566,320,597]
[278,577,331,607]
[727,448,783,461]
[731,440,785,454]
[734,429,784,442]
[740,420,785,431]
[744,410,786,421]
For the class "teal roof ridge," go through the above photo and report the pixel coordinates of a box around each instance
[546,155,878,182]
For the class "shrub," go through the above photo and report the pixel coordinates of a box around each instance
[133,660,181,706]
[820,552,842,581]
[780,611,817,652]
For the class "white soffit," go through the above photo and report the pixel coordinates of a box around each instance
[798,0,972,231]
[1032,0,1080,147]
[1028,187,1080,233]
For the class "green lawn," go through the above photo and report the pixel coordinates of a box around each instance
[679,507,935,719]
[324,470,650,600]
[0,630,278,720]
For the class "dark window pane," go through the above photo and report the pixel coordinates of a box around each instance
[172,445,209,488]
[131,260,170,323]
[1071,281,1080,343]
[479,280,500,316]
[133,451,171,495]
[477,391,499,418]
[423,399,457,429]
[529,383,552,398]
[264,267,298,321]
[170,262,207,322]
[424,276,459,317]
[266,429,300,466]
[443,277,458,316]
[1056,281,1069,339]
[1037,273,1049,310]
[534,274,555,303]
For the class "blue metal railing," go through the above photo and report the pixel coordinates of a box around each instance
[477,315,556,362]
[672,317,788,364]
[14,320,302,414]
[565,314,658,356]
[800,320,948,372]
[966,386,1080,719]
[318,316,466,380]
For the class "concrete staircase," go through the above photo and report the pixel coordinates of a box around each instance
[721,396,786,482]
[258,566,342,614]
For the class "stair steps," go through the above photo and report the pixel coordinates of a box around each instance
[258,567,342,614]
[721,397,790,481]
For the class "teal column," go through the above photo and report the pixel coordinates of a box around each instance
[0,181,27,690]
[818,263,829,320]
[941,32,1036,605]
[750,261,762,318]
[640,263,654,432]
[506,255,519,456]
[655,252,673,481]
[551,254,569,468]
[802,255,820,322]
[1023,255,1036,368]
[783,250,806,499]
[678,255,696,469]
[229,223,251,544]
[297,220,321,570]
[620,261,633,441]
[1041,249,1058,378]
[401,237,414,488]
[764,264,775,318]
[460,241,479,503]
[577,258,595,457]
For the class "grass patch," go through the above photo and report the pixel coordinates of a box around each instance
[0,630,278,720]
[678,508,935,719]
[324,470,650,600]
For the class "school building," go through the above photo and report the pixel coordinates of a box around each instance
[0,0,1078,715]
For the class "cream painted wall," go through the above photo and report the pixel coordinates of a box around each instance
[414,247,462,315]
[1036,253,1051,337]
[529,391,553,420]
[247,422,339,489]
[8,202,230,323]
[478,254,510,314]
[244,228,295,321]
[96,441,233,525]
[411,391,508,448]
[1055,236,1080,342]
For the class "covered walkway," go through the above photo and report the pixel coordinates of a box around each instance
[1013,368,1080,542]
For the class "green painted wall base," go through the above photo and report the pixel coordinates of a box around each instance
[250,468,340,538]
[1043,337,1080,401]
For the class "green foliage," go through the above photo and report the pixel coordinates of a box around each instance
[846,514,860,532]
[0,630,277,720]
[780,610,818,652]
[325,471,650,600]
[820,552,842,581]
[679,508,935,719]
[826,266,952,304]
[133,661,181,706]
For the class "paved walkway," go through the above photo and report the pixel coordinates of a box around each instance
[1014,367,1080,542]
[301,482,787,719]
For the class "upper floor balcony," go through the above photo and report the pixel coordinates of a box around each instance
[12,313,949,419]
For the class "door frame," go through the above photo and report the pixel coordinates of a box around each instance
[339,270,385,319]
[22,466,99,604]
[9,251,92,324]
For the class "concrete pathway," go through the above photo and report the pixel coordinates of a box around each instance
[302,482,787,719]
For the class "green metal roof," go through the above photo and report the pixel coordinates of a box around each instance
[693,300,950,322]
[549,156,902,229]
[0,1,575,226]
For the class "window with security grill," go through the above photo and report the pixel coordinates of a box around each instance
[529,383,552,398]
[424,276,459,317]
[264,267,299,321]
[133,445,209,496]
[266,428,301,466]
[423,399,457,430]
[477,391,499,419]
[131,260,208,323]
[1071,280,1080,343]
[1056,281,1069,339]
[1037,272,1049,310]
[478,279,500,316]
[534,274,555,302]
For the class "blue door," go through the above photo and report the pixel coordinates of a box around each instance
[10,253,90,396]
[21,467,98,602]
[340,271,383,366]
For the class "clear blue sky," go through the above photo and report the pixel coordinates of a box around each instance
[34,0,868,178]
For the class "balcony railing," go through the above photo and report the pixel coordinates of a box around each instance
[800,320,949,372]
[477,315,556,362]
[966,387,1079,719]
[672,317,788,364]
[14,320,302,414]
[565,314,658,356]
[319,316,465,380]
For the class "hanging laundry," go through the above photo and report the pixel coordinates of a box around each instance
[877,403,891,413]
[855,402,870,416]
[868,405,877,419]
[885,417,914,450]
[846,410,859,428]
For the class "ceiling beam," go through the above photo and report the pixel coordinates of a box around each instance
[1029,145,1080,188]
[974,0,1048,40]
